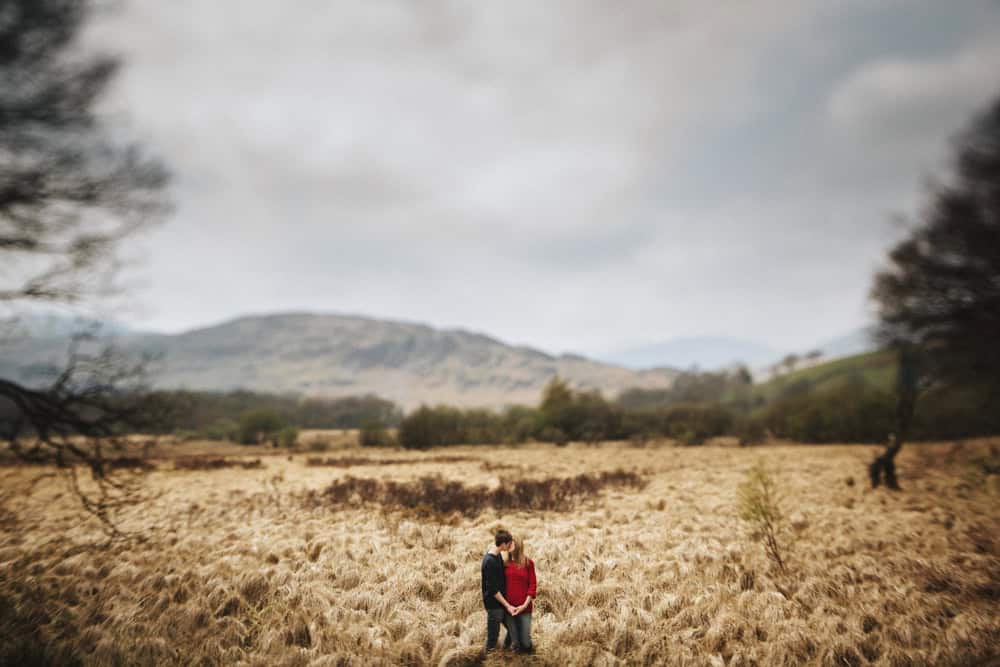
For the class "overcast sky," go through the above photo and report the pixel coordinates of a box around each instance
[87,1,1000,357]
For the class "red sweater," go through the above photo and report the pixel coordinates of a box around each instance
[504,559,537,613]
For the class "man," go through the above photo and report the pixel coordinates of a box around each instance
[481,529,517,652]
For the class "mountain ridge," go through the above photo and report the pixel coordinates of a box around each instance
[1,311,678,410]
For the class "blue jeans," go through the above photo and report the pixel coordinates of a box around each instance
[485,608,516,651]
[503,613,532,652]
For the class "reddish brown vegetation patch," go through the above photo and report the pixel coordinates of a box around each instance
[174,458,263,471]
[481,461,523,472]
[105,457,156,471]
[304,455,477,468]
[304,469,646,515]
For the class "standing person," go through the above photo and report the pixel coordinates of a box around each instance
[481,529,517,653]
[503,537,538,654]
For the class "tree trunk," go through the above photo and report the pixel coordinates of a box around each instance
[870,345,919,490]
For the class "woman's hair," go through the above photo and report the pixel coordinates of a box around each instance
[508,537,528,567]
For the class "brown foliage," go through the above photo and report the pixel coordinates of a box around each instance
[173,458,263,471]
[303,454,476,467]
[305,469,646,516]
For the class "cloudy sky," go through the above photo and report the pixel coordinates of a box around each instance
[87,0,1000,358]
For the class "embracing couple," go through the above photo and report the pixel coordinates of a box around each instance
[481,529,538,654]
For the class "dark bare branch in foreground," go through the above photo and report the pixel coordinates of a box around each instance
[0,335,172,535]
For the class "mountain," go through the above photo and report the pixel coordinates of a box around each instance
[815,326,879,359]
[602,336,778,371]
[0,312,678,409]
[1,311,136,339]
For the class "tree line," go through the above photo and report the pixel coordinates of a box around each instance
[149,390,402,445]
[388,368,1000,450]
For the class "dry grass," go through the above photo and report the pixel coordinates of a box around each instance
[1,439,999,666]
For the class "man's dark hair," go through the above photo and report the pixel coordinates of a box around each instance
[494,529,513,546]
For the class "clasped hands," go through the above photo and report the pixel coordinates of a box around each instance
[505,602,528,616]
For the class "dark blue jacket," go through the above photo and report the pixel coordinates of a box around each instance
[481,551,506,610]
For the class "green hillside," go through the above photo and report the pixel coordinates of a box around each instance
[744,348,1000,442]
[751,350,896,408]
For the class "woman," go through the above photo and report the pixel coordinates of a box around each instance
[502,537,537,653]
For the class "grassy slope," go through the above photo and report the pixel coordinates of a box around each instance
[750,350,897,406]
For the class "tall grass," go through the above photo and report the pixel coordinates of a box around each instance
[1,440,998,665]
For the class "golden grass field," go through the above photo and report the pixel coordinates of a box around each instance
[1,438,998,666]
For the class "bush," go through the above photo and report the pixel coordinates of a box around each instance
[277,426,300,448]
[910,384,1000,440]
[237,410,286,445]
[359,419,394,447]
[174,458,263,471]
[308,438,331,452]
[664,403,734,445]
[306,469,646,515]
[736,418,767,446]
[539,379,622,443]
[761,385,893,443]
[200,418,238,442]
[738,461,787,571]
[172,429,199,443]
[397,405,507,449]
[538,426,569,446]
[500,405,544,443]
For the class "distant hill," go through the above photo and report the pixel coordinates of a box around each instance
[751,349,896,407]
[748,326,880,382]
[602,336,778,371]
[815,326,878,359]
[0,312,679,409]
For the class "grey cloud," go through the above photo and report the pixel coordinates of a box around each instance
[78,0,1000,356]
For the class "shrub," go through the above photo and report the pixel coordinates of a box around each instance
[305,469,646,515]
[200,418,238,442]
[664,403,734,445]
[736,418,767,446]
[360,419,394,447]
[277,426,300,448]
[538,426,569,446]
[396,405,507,449]
[761,384,893,443]
[172,429,199,443]
[540,379,622,443]
[237,410,286,445]
[308,438,331,452]
[174,458,263,471]
[398,406,460,449]
[738,461,787,571]
[500,405,544,443]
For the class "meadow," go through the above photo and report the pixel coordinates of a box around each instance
[1,437,998,666]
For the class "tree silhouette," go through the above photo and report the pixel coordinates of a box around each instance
[0,0,170,533]
[870,93,1000,488]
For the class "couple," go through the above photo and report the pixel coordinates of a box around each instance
[481,529,538,654]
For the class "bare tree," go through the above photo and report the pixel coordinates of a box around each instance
[870,93,1000,488]
[1,0,170,533]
